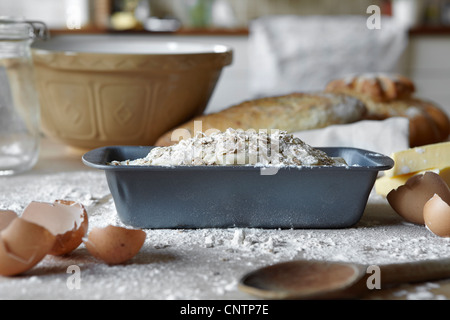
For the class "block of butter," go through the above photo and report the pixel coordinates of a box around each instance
[385,141,450,177]
[375,167,450,197]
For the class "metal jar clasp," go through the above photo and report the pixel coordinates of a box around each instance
[0,18,49,40]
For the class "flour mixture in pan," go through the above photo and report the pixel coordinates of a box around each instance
[111,128,346,167]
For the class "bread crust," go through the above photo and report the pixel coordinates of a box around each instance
[365,98,450,147]
[325,73,450,147]
[155,92,367,146]
[326,73,415,103]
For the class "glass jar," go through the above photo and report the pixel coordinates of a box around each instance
[0,18,48,176]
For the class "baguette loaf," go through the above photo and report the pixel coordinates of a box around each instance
[325,73,450,147]
[155,92,367,146]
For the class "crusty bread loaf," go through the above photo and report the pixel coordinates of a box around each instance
[325,73,450,147]
[155,92,367,146]
[326,73,415,103]
[365,98,450,147]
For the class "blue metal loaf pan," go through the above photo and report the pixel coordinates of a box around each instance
[82,146,393,229]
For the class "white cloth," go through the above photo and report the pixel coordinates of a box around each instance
[293,117,410,156]
[249,15,408,97]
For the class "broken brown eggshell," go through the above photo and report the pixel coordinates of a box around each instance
[83,225,146,265]
[21,200,89,256]
[1,199,147,277]
[0,217,56,277]
[387,171,450,225]
[424,194,450,237]
[0,210,18,232]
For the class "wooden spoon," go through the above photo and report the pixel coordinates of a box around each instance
[238,258,450,299]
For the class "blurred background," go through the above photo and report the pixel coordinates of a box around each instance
[1,0,450,115]
[2,0,450,31]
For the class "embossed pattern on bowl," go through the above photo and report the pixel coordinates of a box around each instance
[32,35,233,150]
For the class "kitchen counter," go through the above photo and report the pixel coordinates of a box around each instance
[409,25,450,35]
[49,24,450,36]
[1,138,450,301]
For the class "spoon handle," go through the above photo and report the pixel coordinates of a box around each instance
[379,257,450,286]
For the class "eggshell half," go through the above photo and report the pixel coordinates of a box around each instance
[21,200,88,256]
[424,194,450,237]
[387,172,450,224]
[0,210,18,232]
[0,218,56,276]
[84,225,146,265]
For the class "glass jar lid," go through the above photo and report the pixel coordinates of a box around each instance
[0,17,49,41]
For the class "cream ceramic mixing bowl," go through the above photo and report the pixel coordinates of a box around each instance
[31,35,232,150]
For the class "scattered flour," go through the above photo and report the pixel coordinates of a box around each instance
[0,168,449,300]
[393,283,447,300]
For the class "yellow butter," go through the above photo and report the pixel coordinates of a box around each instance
[375,167,450,197]
[385,141,450,177]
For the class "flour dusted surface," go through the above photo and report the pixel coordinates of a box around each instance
[1,171,450,300]
[0,139,449,300]
[111,128,345,167]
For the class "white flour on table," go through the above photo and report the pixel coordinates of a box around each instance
[0,170,449,300]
